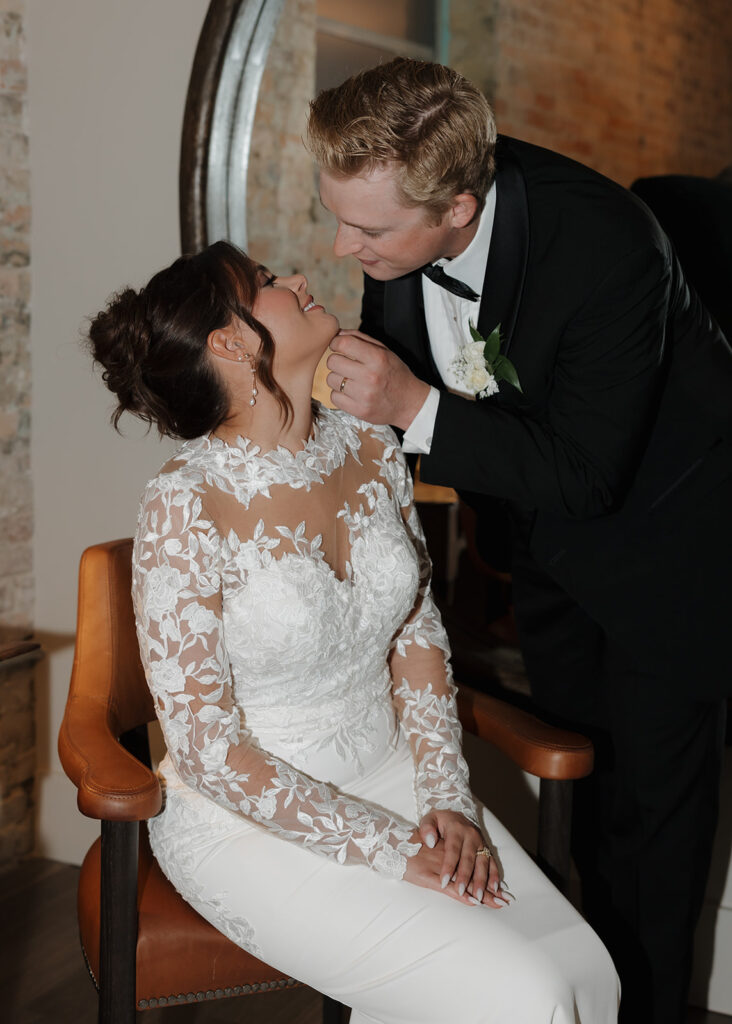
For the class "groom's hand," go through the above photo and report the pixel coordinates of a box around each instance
[327,329,430,431]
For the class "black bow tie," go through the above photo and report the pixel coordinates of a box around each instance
[422,263,480,302]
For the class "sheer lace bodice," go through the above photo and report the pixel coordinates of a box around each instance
[133,405,478,881]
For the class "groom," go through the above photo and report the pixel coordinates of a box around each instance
[306,58,732,1024]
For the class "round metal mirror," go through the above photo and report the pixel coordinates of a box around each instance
[180,0,285,254]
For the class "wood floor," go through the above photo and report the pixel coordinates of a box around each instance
[1,856,730,1024]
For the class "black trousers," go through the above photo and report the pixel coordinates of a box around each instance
[511,551,726,1024]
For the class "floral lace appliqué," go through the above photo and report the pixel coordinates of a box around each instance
[133,407,476,897]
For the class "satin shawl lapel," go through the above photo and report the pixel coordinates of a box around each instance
[477,140,530,357]
[383,272,442,385]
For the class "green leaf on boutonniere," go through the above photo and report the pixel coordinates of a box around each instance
[468,322,483,343]
[483,325,503,364]
[468,321,523,394]
[492,354,523,393]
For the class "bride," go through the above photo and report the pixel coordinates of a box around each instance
[88,240,618,1023]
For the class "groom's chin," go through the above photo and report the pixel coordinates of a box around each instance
[358,262,416,282]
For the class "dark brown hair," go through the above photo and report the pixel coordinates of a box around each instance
[87,241,292,439]
[307,58,496,223]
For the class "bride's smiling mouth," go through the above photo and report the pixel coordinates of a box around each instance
[303,299,324,313]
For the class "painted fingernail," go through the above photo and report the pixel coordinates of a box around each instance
[491,880,499,892]
[441,874,450,889]
[468,896,480,906]
[475,888,484,903]
[458,882,465,896]
[425,834,436,849]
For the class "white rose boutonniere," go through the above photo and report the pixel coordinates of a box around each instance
[449,322,522,398]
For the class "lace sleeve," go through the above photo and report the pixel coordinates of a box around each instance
[379,442,480,829]
[132,472,420,879]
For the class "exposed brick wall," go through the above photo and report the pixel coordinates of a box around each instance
[0,0,35,871]
[452,0,732,187]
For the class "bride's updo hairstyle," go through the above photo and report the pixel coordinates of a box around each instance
[87,240,292,439]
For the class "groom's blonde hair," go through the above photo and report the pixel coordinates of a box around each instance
[306,58,497,224]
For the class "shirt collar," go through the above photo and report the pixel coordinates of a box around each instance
[434,181,496,296]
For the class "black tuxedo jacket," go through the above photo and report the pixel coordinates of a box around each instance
[361,137,732,695]
[630,173,732,342]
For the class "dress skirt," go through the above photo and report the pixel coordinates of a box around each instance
[149,740,620,1024]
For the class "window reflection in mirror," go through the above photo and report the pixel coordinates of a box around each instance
[316,0,438,93]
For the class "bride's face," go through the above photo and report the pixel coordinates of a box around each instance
[250,268,339,366]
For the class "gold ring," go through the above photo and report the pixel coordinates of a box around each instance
[476,847,492,859]
[339,376,348,393]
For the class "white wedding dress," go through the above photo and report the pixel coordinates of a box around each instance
[133,405,619,1024]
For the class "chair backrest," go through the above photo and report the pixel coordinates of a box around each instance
[70,538,154,735]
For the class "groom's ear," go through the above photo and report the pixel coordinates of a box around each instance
[449,193,479,229]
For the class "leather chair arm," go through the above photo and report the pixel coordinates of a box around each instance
[456,683,593,780]
[58,695,162,821]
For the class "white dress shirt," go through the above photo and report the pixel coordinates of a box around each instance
[402,182,497,455]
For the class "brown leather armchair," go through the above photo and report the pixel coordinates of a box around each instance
[58,539,593,1023]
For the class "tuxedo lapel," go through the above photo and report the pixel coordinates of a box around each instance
[379,138,529,384]
[477,139,530,357]
[384,272,442,385]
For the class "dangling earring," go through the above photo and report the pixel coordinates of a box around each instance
[244,352,258,407]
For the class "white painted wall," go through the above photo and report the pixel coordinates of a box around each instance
[28,0,209,864]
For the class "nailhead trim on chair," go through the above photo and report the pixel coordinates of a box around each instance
[81,944,99,992]
[137,976,299,1008]
[83,937,300,1009]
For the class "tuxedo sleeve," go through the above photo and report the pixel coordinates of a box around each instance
[421,244,672,519]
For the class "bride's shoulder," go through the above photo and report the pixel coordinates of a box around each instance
[317,406,409,502]
[138,437,211,504]
[318,404,401,456]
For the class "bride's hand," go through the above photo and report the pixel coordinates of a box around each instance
[418,810,504,907]
[402,830,475,905]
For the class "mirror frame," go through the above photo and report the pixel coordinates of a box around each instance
[180,0,285,253]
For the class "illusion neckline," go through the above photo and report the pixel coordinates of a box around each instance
[208,410,320,459]
[191,404,365,486]
[207,403,332,460]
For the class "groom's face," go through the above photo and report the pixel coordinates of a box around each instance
[319,165,457,280]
